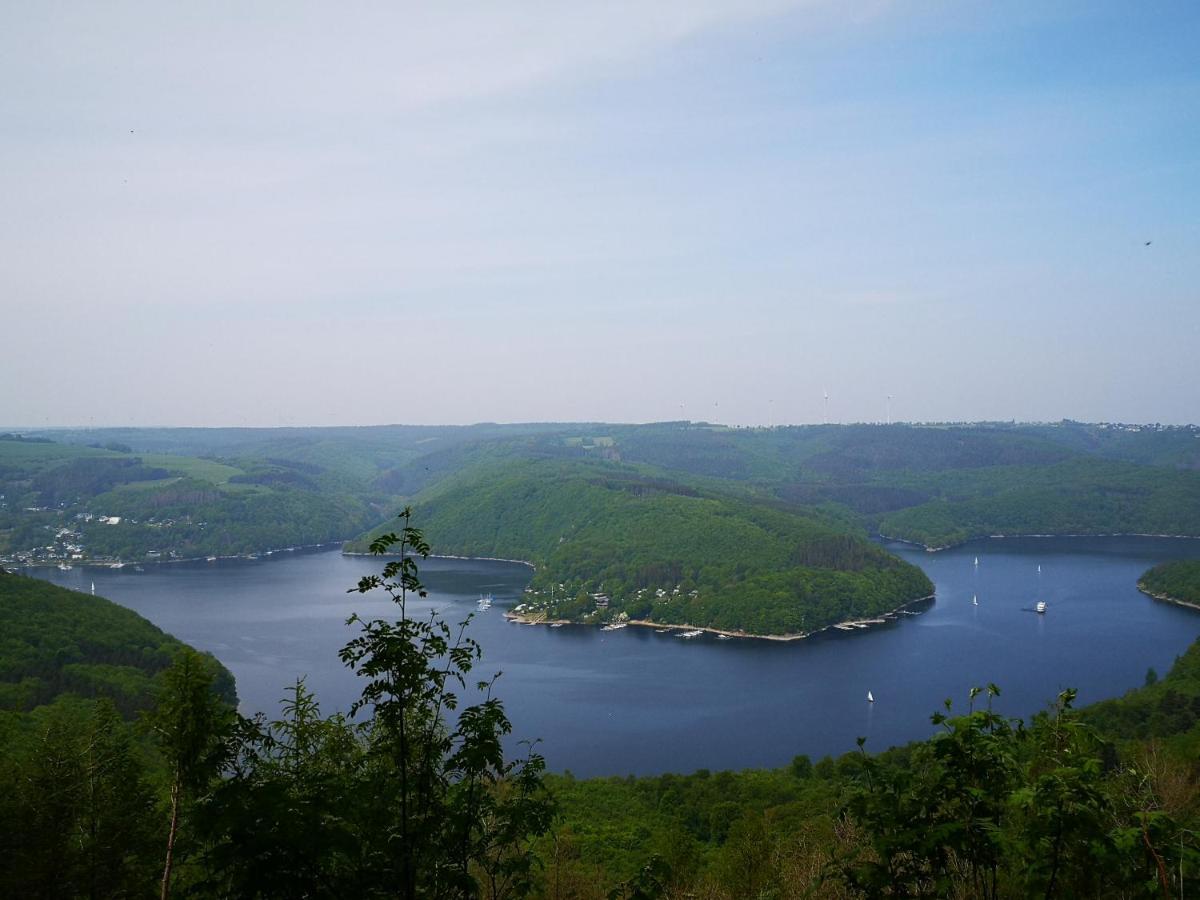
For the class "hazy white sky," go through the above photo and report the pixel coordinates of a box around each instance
[3,1,1197,427]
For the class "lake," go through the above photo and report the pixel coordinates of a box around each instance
[31,536,1200,777]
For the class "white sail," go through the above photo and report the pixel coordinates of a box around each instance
[867,690,874,703]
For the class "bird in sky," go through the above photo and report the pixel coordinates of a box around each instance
[1145,241,1152,246]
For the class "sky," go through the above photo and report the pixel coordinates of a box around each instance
[2,1,1197,428]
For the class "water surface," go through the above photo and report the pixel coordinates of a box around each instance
[33,536,1200,777]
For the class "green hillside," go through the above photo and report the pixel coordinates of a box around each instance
[0,436,378,563]
[1138,560,1200,607]
[352,459,933,635]
[0,573,238,900]
[876,458,1200,549]
[0,572,235,718]
[9,422,1200,567]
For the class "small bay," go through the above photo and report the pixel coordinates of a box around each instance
[31,536,1200,777]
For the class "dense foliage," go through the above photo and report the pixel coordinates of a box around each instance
[1085,613,1200,751]
[351,459,933,635]
[540,678,1200,898]
[1,518,553,900]
[0,573,235,716]
[1139,560,1200,607]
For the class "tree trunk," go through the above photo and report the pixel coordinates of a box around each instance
[160,776,181,900]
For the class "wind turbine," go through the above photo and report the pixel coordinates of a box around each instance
[823,390,830,425]
[887,394,893,426]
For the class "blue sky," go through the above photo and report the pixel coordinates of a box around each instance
[2,1,1197,427]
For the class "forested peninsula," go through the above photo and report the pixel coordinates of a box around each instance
[347,459,933,636]
[1138,560,1200,610]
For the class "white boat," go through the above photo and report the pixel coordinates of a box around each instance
[972,594,978,606]
[549,623,564,628]
[974,556,979,567]
[477,593,493,611]
[109,561,125,569]
[206,556,218,562]
[716,634,732,640]
[1036,600,1047,614]
[601,622,627,631]
[57,563,72,571]
[90,581,95,595]
[1037,564,1042,574]
[678,629,703,639]
[867,690,875,703]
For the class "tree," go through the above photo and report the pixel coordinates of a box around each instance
[339,507,554,899]
[197,678,367,897]
[0,697,159,899]
[146,649,233,900]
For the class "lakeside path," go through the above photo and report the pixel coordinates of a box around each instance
[504,593,936,643]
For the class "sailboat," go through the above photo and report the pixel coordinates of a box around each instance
[972,594,978,606]
[867,690,875,703]
[974,556,979,567]
[90,581,95,595]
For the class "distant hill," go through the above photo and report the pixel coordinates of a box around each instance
[875,458,1200,549]
[11,420,1200,562]
[350,459,933,636]
[0,438,377,563]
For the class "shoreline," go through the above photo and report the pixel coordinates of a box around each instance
[341,550,537,570]
[504,593,936,643]
[880,531,1200,554]
[11,539,349,571]
[1137,585,1200,613]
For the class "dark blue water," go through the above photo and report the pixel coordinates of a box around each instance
[31,536,1200,777]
